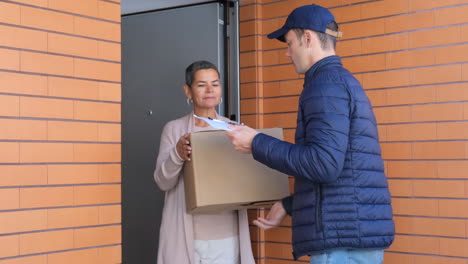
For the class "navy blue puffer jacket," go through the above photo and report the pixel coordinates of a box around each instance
[252,56,394,259]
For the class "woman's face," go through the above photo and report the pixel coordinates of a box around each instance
[185,69,222,110]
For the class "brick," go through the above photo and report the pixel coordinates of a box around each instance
[436,83,468,102]
[19,229,74,254]
[239,4,255,21]
[0,165,47,187]
[333,4,361,22]
[239,36,256,52]
[0,25,47,51]
[361,0,409,20]
[373,106,412,124]
[20,97,73,119]
[388,179,413,196]
[439,200,468,218]
[97,41,121,61]
[47,248,99,264]
[47,207,99,229]
[74,225,121,248]
[263,97,298,113]
[410,65,462,86]
[97,245,121,263]
[241,82,259,99]
[411,103,463,122]
[409,26,461,49]
[74,184,121,205]
[241,51,259,67]
[340,18,386,40]
[20,142,74,163]
[390,235,439,255]
[0,235,19,258]
[48,33,98,58]
[343,53,386,73]
[264,242,293,259]
[337,39,362,57]
[385,10,434,34]
[435,44,468,65]
[0,189,20,210]
[439,237,468,258]
[0,255,47,264]
[74,58,121,82]
[363,33,409,55]
[0,142,20,163]
[99,205,121,224]
[386,123,437,141]
[0,2,20,24]
[382,253,412,264]
[365,90,386,106]
[413,179,465,198]
[263,113,297,129]
[264,227,291,243]
[98,1,121,22]
[434,5,468,27]
[413,141,465,159]
[362,69,410,89]
[48,0,98,17]
[409,0,467,12]
[0,119,47,140]
[240,67,259,83]
[437,122,468,140]
[0,48,20,71]
[240,98,258,114]
[264,65,299,82]
[98,123,121,142]
[437,161,468,179]
[48,76,99,100]
[74,101,120,122]
[21,51,74,76]
[48,120,98,141]
[13,0,47,6]
[98,164,121,183]
[380,142,412,159]
[277,79,303,96]
[392,198,439,216]
[0,210,47,234]
[20,186,74,208]
[387,161,437,179]
[21,6,74,33]
[240,20,257,37]
[411,217,466,237]
[74,17,120,42]
[464,64,468,82]
[98,82,121,102]
[47,164,99,185]
[0,72,47,96]
[386,86,436,105]
[73,143,120,163]
[386,48,435,70]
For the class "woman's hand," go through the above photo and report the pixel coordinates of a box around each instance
[253,201,286,230]
[176,133,192,161]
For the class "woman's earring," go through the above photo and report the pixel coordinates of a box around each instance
[186,98,192,105]
[219,97,223,104]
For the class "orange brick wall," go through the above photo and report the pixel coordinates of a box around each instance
[0,0,122,263]
[240,0,468,263]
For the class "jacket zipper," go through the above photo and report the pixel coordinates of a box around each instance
[316,185,323,231]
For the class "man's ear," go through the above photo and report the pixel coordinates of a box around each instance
[304,30,315,48]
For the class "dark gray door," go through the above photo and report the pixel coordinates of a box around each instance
[122,3,232,263]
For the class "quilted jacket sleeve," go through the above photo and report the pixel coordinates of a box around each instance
[252,81,351,183]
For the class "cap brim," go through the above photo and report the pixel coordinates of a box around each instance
[267,27,289,42]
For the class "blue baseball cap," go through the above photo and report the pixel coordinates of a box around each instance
[267,4,342,42]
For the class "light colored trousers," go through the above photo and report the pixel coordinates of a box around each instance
[194,236,239,264]
[310,249,384,264]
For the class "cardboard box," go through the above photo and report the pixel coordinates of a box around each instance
[183,128,290,214]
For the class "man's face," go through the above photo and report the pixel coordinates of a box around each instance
[284,29,309,74]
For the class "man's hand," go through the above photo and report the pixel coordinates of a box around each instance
[253,201,286,230]
[225,125,259,154]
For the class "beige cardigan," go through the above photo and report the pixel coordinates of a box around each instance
[154,113,256,264]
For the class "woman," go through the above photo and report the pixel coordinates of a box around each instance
[154,61,255,264]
